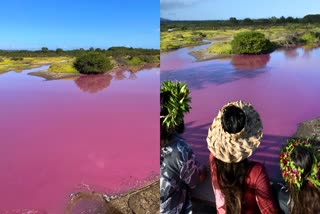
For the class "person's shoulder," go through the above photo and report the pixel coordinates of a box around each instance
[247,161,267,178]
[172,134,189,148]
[251,161,265,169]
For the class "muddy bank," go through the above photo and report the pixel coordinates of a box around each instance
[65,180,160,214]
[27,63,160,81]
[28,70,80,80]
[189,48,232,62]
[0,63,51,75]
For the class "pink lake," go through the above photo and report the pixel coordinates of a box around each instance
[161,43,320,180]
[0,66,160,213]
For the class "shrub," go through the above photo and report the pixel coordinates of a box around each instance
[300,32,319,44]
[0,57,4,62]
[208,41,232,54]
[74,52,112,74]
[127,56,143,66]
[166,44,181,50]
[231,31,273,54]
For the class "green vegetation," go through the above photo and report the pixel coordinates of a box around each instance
[301,32,319,44]
[161,14,320,51]
[161,31,207,51]
[74,52,112,74]
[160,80,191,130]
[48,59,77,73]
[0,56,71,73]
[161,14,320,31]
[0,47,159,73]
[127,56,144,66]
[231,31,273,54]
[208,41,232,54]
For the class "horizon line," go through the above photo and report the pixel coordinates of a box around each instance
[160,13,320,22]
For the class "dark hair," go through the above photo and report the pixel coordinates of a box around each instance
[288,145,320,214]
[214,158,251,214]
[214,106,250,213]
[160,91,174,147]
[221,105,246,134]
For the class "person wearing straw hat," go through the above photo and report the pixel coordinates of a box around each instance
[207,100,280,214]
[278,138,320,214]
[160,81,207,214]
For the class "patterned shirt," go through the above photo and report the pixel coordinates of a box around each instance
[160,134,202,214]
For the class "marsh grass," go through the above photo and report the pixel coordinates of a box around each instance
[48,59,78,73]
[208,41,232,54]
[0,56,73,72]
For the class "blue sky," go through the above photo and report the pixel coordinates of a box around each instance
[0,0,159,50]
[161,0,320,21]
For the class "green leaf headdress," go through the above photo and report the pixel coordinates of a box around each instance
[279,138,320,190]
[160,80,192,131]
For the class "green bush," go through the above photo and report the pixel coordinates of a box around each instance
[74,52,112,74]
[231,31,273,54]
[127,56,143,66]
[300,32,319,44]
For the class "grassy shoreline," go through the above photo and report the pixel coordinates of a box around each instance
[27,62,159,80]
[0,55,160,78]
[161,24,320,52]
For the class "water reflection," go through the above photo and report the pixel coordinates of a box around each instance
[231,54,270,70]
[161,63,268,90]
[74,69,141,93]
[74,74,113,93]
[302,45,319,58]
[283,48,299,59]
[113,69,137,80]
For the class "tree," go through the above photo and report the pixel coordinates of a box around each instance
[73,52,113,74]
[231,31,273,54]
[278,16,286,24]
[286,16,294,23]
[41,47,49,52]
[56,48,63,54]
[270,16,278,25]
[242,18,253,25]
[229,17,238,25]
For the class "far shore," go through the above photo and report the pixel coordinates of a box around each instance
[188,40,320,62]
[27,62,160,80]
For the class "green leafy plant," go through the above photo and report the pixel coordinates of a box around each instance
[160,80,192,130]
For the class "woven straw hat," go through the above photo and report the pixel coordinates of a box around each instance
[207,100,263,163]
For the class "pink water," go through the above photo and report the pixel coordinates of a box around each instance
[0,66,160,213]
[161,44,320,179]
